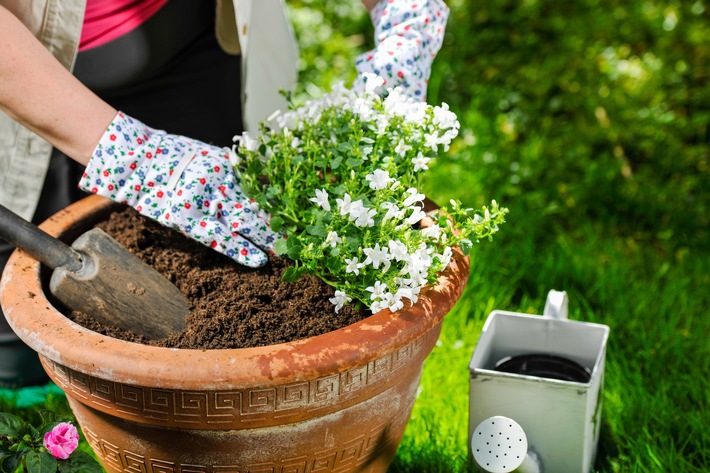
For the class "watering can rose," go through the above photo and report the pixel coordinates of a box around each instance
[43,422,79,459]
[233,74,508,313]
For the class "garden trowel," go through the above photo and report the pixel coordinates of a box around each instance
[0,203,189,339]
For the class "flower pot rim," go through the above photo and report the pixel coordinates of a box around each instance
[0,195,469,391]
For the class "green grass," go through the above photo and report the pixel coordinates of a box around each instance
[3,0,709,471]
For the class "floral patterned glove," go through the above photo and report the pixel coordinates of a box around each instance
[353,0,449,101]
[79,112,278,267]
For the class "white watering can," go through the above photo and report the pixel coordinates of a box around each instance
[468,290,610,473]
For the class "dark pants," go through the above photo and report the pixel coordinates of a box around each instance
[0,0,243,387]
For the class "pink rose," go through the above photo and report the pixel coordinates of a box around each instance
[43,422,79,460]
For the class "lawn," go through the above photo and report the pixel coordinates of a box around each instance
[2,0,708,472]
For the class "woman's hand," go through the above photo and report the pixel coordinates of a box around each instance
[80,112,279,267]
[353,0,450,101]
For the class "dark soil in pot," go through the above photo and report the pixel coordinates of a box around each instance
[61,207,369,349]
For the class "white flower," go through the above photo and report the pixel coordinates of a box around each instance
[345,256,362,275]
[351,96,376,122]
[421,224,442,239]
[352,206,377,228]
[380,202,403,222]
[440,129,459,151]
[347,199,366,220]
[336,193,354,216]
[403,248,433,284]
[366,169,393,190]
[325,231,342,248]
[227,146,241,167]
[432,103,460,130]
[382,292,405,312]
[403,188,426,207]
[309,188,331,211]
[394,139,412,157]
[383,87,410,116]
[329,290,352,313]
[363,243,391,271]
[366,280,388,301]
[412,152,431,172]
[266,109,282,123]
[406,206,427,225]
[395,286,418,306]
[370,300,386,314]
[388,240,409,262]
[424,132,439,151]
[438,246,453,268]
[234,132,259,152]
[363,73,385,94]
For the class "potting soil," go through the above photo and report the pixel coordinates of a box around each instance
[65,207,368,349]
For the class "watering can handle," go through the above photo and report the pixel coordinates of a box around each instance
[543,290,569,320]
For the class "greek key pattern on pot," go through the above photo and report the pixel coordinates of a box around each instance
[82,420,396,472]
[44,331,434,427]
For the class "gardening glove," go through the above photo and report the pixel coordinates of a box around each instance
[352,0,449,101]
[79,111,278,267]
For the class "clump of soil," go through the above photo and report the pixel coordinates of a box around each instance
[65,207,369,349]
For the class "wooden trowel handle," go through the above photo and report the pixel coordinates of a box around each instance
[0,203,83,272]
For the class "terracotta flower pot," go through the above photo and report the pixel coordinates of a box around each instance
[0,195,469,473]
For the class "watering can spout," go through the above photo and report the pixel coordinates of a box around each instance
[471,416,543,473]
[543,290,568,320]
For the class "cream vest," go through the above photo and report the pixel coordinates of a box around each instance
[0,0,297,220]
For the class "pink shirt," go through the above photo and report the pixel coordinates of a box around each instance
[79,0,170,51]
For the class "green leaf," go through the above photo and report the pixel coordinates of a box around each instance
[345,158,363,168]
[14,441,31,455]
[306,223,326,237]
[281,266,303,283]
[330,156,343,170]
[246,159,264,179]
[273,238,288,256]
[0,445,12,458]
[37,411,61,428]
[265,185,281,199]
[270,216,284,233]
[0,413,27,438]
[1,451,23,473]
[285,237,303,260]
[459,239,473,256]
[58,450,103,473]
[25,450,57,473]
[345,236,361,252]
[324,255,341,271]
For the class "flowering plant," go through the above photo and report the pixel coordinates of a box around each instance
[0,412,102,472]
[234,75,508,314]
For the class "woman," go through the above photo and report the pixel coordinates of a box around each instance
[0,0,448,386]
